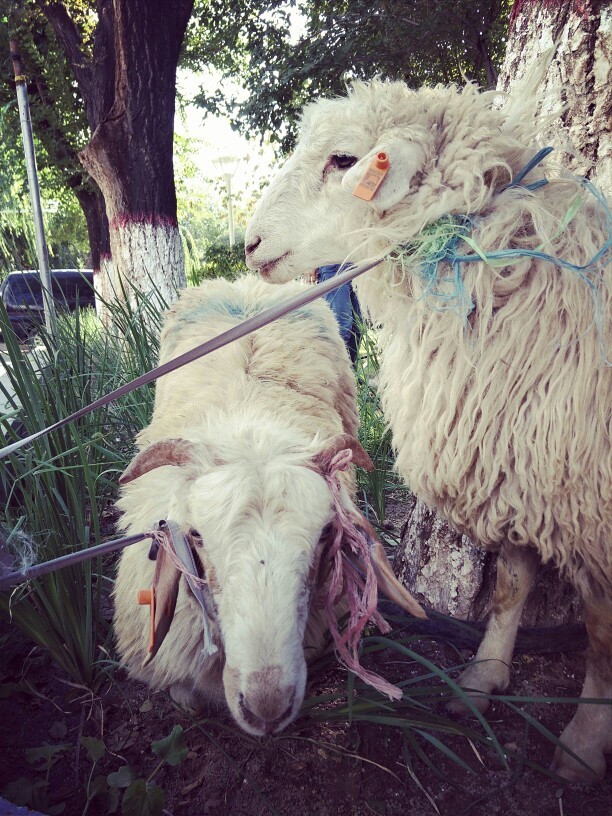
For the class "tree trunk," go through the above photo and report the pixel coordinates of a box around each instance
[72,183,114,316]
[394,496,583,626]
[394,0,609,626]
[42,0,193,303]
[498,0,611,193]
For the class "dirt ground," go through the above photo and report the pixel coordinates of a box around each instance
[1,497,610,816]
[1,617,611,816]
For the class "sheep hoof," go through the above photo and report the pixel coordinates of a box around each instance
[446,661,510,716]
[550,745,605,784]
[446,689,491,716]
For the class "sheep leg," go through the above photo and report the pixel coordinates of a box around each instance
[448,542,539,715]
[550,596,612,783]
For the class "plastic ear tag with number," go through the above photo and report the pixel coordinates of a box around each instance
[352,152,390,201]
[137,586,156,652]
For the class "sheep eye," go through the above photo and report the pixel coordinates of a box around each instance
[330,154,358,170]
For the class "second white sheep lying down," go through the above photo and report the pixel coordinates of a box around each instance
[113,274,423,736]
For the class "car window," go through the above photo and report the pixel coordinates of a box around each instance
[4,277,42,308]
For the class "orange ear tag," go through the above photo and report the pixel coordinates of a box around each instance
[137,587,156,653]
[352,152,390,201]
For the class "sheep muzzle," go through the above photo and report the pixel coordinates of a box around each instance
[224,664,301,736]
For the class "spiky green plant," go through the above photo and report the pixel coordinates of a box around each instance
[0,289,164,687]
[355,322,408,525]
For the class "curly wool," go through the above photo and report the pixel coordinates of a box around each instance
[335,82,611,601]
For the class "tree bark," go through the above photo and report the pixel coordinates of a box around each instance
[42,0,193,304]
[394,0,609,626]
[72,184,113,315]
[498,0,611,193]
[394,497,583,626]
[71,183,110,268]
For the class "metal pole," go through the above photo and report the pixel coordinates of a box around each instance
[225,173,235,248]
[0,532,152,590]
[9,39,57,340]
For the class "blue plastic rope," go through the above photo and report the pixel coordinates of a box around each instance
[504,146,554,190]
[416,214,475,315]
[411,150,611,361]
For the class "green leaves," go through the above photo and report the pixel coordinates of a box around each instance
[189,0,512,151]
[26,742,71,771]
[107,766,135,789]
[103,726,188,815]
[80,735,106,763]
[151,724,189,767]
[122,780,165,816]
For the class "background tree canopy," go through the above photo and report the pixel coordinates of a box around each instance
[1,0,512,276]
[188,0,512,153]
[0,1,97,272]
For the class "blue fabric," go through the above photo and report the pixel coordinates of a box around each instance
[317,264,362,362]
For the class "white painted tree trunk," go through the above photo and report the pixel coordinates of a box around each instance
[394,0,608,625]
[109,220,185,307]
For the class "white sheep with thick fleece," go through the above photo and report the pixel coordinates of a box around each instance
[245,79,611,781]
[113,274,422,737]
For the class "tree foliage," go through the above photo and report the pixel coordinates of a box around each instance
[0,2,96,271]
[0,102,88,274]
[189,0,512,152]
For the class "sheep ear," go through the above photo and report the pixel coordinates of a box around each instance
[353,510,427,619]
[342,139,426,212]
[119,438,199,485]
[142,544,182,666]
[313,433,373,473]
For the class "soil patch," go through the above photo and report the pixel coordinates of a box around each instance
[1,624,610,816]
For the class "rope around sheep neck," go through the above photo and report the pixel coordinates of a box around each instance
[391,148,611,362]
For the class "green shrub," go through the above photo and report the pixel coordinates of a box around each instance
[187,238,247,286]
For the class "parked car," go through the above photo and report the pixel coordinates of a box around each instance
[0,269,95,340]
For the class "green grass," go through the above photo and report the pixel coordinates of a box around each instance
[355,322,411,528]
[0,289,163,687]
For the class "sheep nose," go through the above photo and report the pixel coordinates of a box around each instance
[238,681,296,735]
[239,695,294,735]
[245,236,262,256]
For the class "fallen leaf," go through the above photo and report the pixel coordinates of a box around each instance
[180,770,206,796]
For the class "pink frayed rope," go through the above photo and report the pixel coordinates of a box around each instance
[149,467,403,699]
[322,450,403,701]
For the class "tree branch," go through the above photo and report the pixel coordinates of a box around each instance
[37,1,92,96]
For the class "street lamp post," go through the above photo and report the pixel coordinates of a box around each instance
[213,155,240,248]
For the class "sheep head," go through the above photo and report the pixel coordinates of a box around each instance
[119,432,423,736]
[245,79,522,282]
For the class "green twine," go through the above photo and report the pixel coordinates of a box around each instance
[388,149,611,362]
[391,213,475,314]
